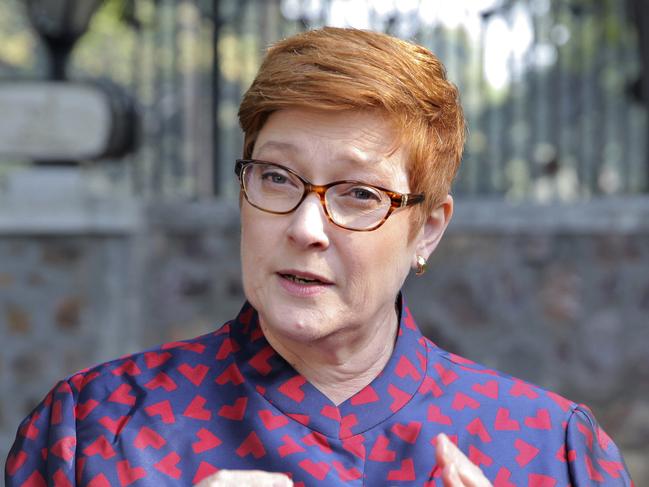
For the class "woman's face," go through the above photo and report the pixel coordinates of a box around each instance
[240,109,426,345]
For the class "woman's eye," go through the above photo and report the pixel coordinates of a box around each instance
[261,171,288,184]
[349,187,381,201]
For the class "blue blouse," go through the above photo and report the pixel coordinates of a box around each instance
[5,299,632,486]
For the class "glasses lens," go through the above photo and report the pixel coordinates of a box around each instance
[326,183,391,230]
[243,163,304,213]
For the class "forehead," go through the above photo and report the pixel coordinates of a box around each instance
[252,109,409,187]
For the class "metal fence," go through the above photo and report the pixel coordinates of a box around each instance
[0,0,646,200]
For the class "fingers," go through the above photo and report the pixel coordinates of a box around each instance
[443,462,463,485]
[195,469,293,487]
[434,433,493,487]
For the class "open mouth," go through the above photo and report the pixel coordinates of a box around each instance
[278,272,331,286]
[280,273,323,285]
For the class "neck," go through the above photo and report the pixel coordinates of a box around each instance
[261,306,399,406]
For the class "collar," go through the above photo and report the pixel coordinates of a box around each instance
[229,296,428,439]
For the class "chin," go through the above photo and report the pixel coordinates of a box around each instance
[262,302,333,343]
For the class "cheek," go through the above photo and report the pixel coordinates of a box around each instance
[240,212,271,290]
[343,233,412,299]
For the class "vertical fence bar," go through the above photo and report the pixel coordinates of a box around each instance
[170,0,182,194]
[592,2,606,195]
[211,0,222,195]
[549,0,562,195]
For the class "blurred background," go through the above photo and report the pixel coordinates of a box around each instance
[0,0,647,482]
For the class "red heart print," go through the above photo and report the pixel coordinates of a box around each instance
[108,384,137,406]
[76,399,99,420]
[215,363,244,385]
[22,471,46,487]
[452,392,480,411]
[467,417,492,442]
[249,346,275,375]
[20,413,40,439]
[177,364,209,386]
[469,445,493,467]
[298,459,331,480]
[427,405,452,425]
[388,384,410,412]
[183,395,212,421]
[154,452,182,479]
[585,456,604,482]
[144,351,171,369]
[6,450,27,476]
[396,356,421,380]
[134,426,166,450]
[259,409,289,430]
[525,408,552,430]
[320,405,341,421]
[332,461,362,481]
[278,434,305,457]
[215,337,239,360]
[193,462,219,484]
[472,380,499,399]
[116,460,146,486]
[392,421,422,444]
[99,415,130,435]
[87,473,111,487]
[51,436,76,461]
[598,459,626,478]
[342,435,366,460]
[111,360,141,377]
[83,435,116,459]
[387,458,416,481]
[419,376,443,397]
[510,380,538,399]
[278,376,307,403]
[493,467,516,487]
[218,397,248,420]
[515,438,539,467]
[236,431,266,459]
[192,428,221,453]
[144,372,177,392]
[434,362,459,385]
[340,414,358,438]
[144,400,175,424]
[350,385,379,405]
[528,473,558,487]
[302,432,332,454]
[369,435,396,462]
[494,408,520,431]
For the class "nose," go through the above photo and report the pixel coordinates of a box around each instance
[285,193,330,249]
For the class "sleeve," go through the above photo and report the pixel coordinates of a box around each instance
[5,380,78,486]
[566,405,634,486]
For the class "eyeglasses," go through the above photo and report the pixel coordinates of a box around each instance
[235,159,425,231]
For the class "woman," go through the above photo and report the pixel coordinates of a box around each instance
[5,27,631,486]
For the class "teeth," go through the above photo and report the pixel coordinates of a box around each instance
[283,274,318,284]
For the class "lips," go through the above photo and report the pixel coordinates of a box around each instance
[277,270,333,285]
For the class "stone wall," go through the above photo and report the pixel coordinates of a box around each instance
[1,195,648,484]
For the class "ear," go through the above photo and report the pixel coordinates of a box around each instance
[411,194,453,268]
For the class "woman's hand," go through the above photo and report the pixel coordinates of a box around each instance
[434,433,493,486]
[195,469,293,487]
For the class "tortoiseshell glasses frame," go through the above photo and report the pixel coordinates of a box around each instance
[235,159,425,231]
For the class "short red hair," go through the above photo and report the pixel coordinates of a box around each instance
[238,27,466,232]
